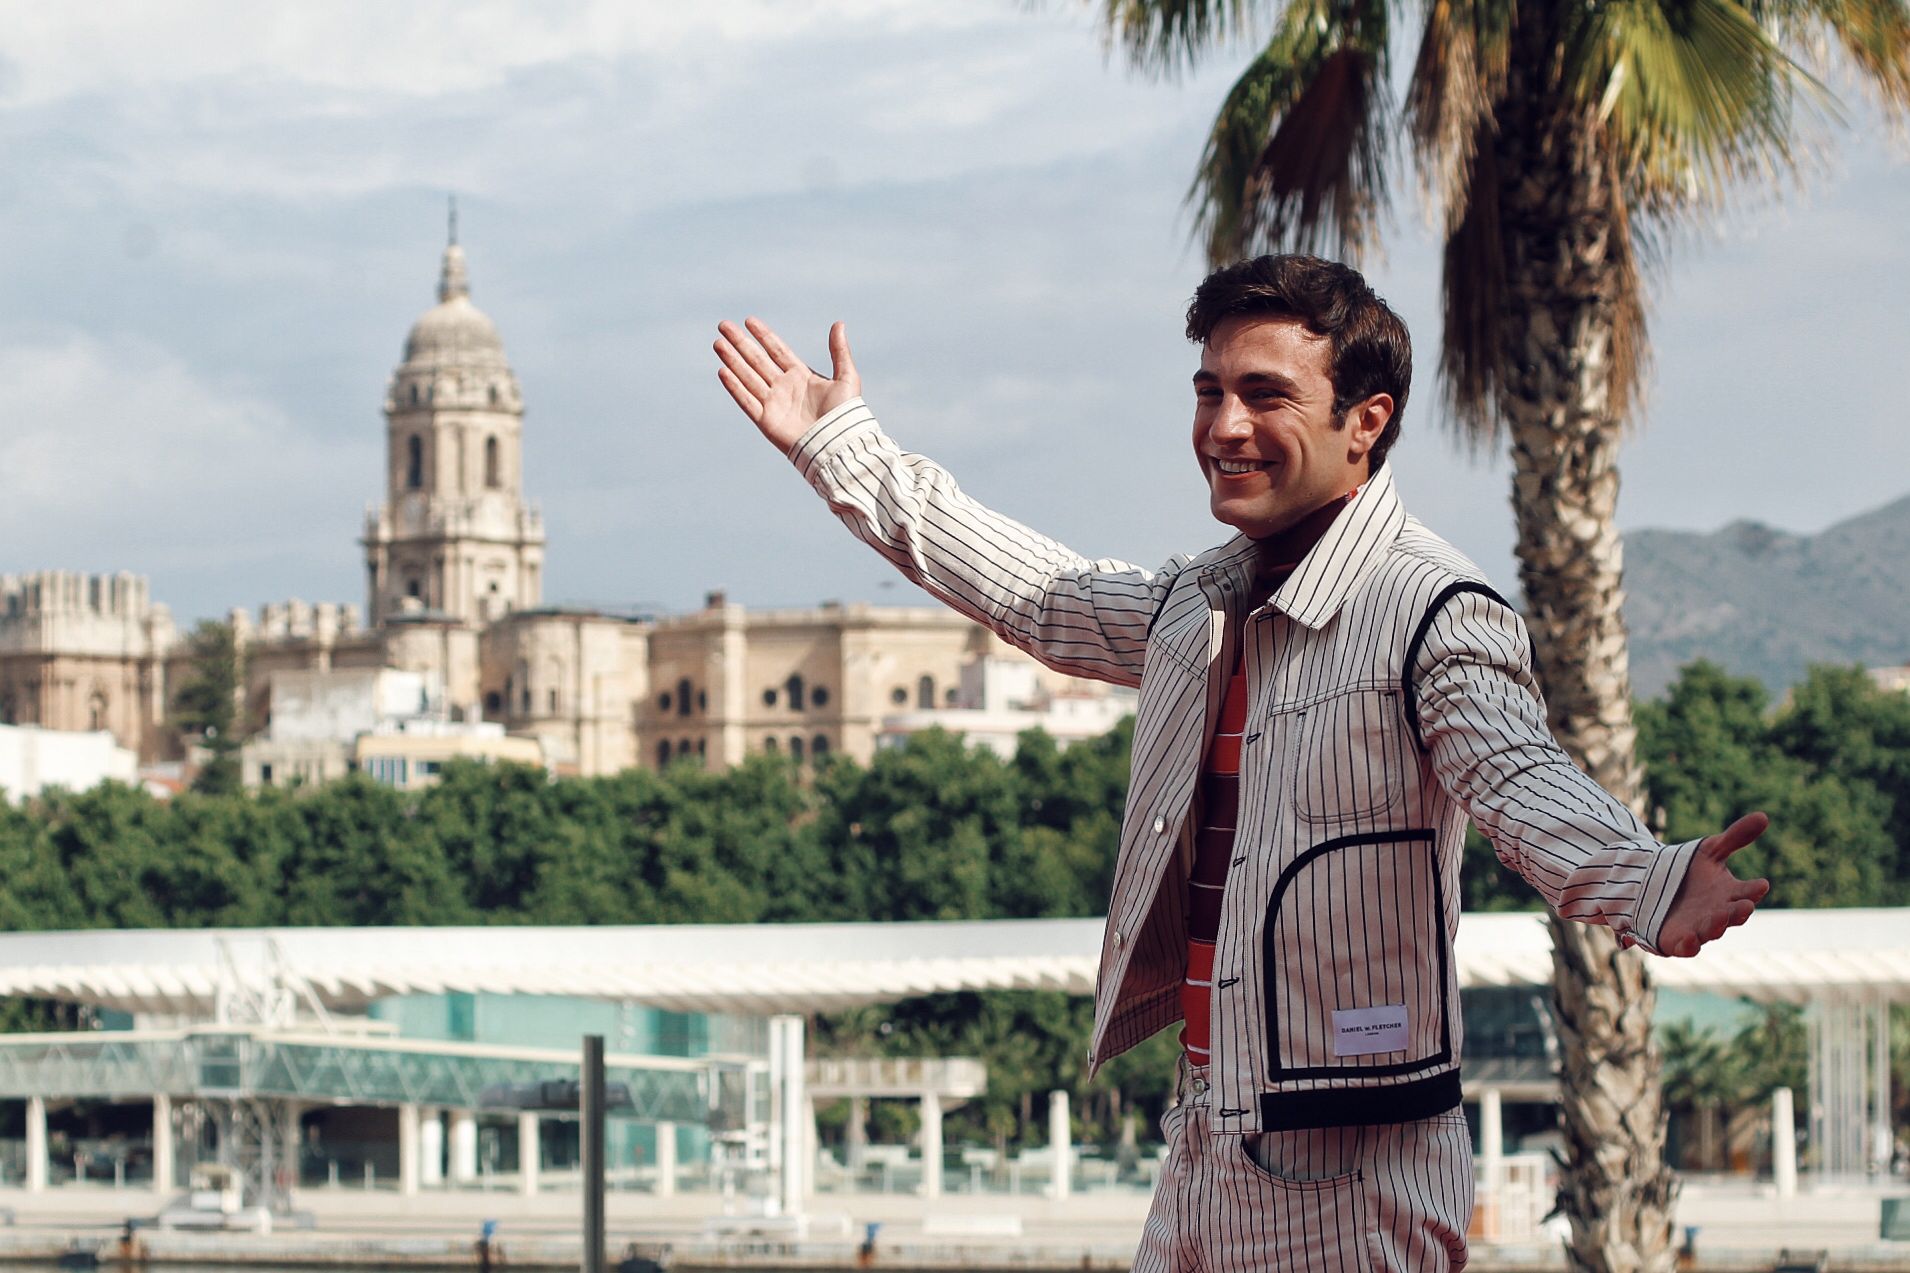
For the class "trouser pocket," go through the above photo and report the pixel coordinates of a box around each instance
[1220,1137,1378,1273]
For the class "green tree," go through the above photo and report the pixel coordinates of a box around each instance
[1639,661,1898,907]
[169,620,248,797]
[1770,665,1910,889]
[805,730,1022,922]
[1092,0,1908,1256]
[277,777,465,926]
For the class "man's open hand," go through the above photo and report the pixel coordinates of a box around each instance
[715,318,860,456]
[1630,812,1772,957]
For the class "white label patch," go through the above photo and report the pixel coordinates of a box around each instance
[1332,1004,1409,1057]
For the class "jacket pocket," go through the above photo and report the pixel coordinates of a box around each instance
[1290,687,1409,824]
[1263,830,1453,1080]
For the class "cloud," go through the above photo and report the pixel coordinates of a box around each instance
[0,331,371,602]
[0,2,997,104]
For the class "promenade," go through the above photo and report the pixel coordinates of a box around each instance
[1,1178,1906,1271]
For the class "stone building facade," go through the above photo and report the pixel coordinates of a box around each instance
[0,226,1121,781]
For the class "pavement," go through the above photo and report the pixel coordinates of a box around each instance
[0,1177,1905,1270]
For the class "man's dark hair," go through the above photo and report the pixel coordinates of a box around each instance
[1185,254,1412,472]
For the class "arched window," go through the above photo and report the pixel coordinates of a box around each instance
[88,692,107,732]
[409,383,420,407]
[763,688,779,707]
[812,686,829,707]
[548,688,559,714]
[658,691,672,711]
[406,435,424,489]
[786,674,805,712]
[407,579,422,600]
[764,736,778,753]
[677,678,693,718]
[484,692,501,716]
[489,385,500,406]
[658,740,672,766]
[679,738,693,757]
[485,436,501,488]
[790,736,805,762]
[812,734,829,758]
[917,675,935,710]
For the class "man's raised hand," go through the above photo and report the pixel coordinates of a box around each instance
[715,318,860,456]
[1633,811,1773,958]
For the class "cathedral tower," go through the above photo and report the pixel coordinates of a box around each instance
[362,212,546,628]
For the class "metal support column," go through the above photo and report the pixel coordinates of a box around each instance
[920,1090,943,1199]
[450,1110,479,1185]
[653,1121,677,1197]
[770,1015,806,1216]
[1481,1088,1504,1238]
[25,1096,47,1193]
[517,1111,540,1196]
[1773,1087,1797,1198]
[152,1094,174,1195]
[1048,1090,1071,1200]
[421,1108,445,1188]
[583,1035,606,1273]
[398,1102,422,1197]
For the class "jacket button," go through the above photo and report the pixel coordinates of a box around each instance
[1152,815,1167,834]
[1112,929,1124,948]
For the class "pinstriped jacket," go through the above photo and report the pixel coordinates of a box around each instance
[792,398,1704,1136]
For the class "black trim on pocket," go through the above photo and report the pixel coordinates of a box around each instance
[1262,829,1452,1081]
[1258,1070,1462,1131]
[1401,581,1513,752]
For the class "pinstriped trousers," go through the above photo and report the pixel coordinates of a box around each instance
[1132,1063,1474,1272]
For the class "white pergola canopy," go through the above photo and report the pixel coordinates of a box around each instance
[0,910,1903,1018]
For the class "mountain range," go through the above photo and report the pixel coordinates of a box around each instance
[1621,493,1910,698]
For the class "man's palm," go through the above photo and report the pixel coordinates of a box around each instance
[715,318,861,455]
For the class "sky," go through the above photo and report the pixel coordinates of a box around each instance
[0,1,1904,625]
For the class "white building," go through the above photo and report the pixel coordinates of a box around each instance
[243,666,542,790]
[0,722,138,801]
[878,657,1137,757]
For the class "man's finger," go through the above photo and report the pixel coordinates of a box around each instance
[716,367,763,424]
[1740,877,1772,904]
[829,321,857,383]
[745,317,804,375]
[1702,811,1770,862]
[714,333,771,401]
[725,317,786,384]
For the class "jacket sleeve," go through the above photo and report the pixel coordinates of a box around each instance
[789,398,1182,689]
[1409,585,1701,954]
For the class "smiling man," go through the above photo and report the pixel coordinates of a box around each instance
[714,253,1769,1272]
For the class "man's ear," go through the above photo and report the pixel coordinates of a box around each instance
[1346,394,1393,464]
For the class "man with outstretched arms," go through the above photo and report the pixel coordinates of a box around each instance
[714,254,1769,1272]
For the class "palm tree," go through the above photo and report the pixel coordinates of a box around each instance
[1094,0,1908,1266]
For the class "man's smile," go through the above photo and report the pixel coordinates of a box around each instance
[1211,457,1275,476]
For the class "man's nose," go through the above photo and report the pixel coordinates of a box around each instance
[1211,397,1253,439]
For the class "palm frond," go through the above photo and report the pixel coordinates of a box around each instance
[1564,0,1821,205]
[1405,0,1515,221]
[1186,0,1395,264]
[1101,0,1258,73]
[1811,0,1910,107]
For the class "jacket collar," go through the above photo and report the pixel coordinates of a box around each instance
[1198,462,1408,630]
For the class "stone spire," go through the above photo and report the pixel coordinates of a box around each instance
[438,197,469,303]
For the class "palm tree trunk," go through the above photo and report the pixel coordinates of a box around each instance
[1488,21,1678,1273]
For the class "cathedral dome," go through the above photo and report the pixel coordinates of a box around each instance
[400,242,511,371]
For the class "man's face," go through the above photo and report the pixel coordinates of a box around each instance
[1191,316,1385,540]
